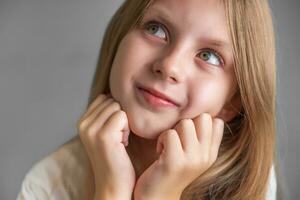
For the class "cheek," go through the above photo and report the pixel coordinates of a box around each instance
[109,32,155,105]
[183,81,228,118]
[110,37,138,91]
[110,34,151,82]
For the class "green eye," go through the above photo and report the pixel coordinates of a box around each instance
[198,50,222,66]
[199,51,211,61]
[145,22,167,40]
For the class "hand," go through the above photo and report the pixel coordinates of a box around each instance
[134,113,224,200]
[77,94,135,200]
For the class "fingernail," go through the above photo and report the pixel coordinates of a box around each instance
[156,143,162,154]
[123,130,130,146]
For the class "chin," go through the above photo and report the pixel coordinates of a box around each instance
[129,123,160,140]
[127,115,166,140]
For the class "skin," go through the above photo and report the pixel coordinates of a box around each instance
[78,96,135,200]
[78,0,242,199]
[110,0,238,140]
[109,0,240,181]
[78,95,225,200]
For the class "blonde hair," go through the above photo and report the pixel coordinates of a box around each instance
[85,0,277,199]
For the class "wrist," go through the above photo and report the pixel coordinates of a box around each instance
[94,189,131,200]
[94,180,133,200]
[135,193,181,200]
[137,197,180,200]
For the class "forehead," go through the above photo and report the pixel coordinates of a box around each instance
[149,0,225,16]
[144,0,230,47]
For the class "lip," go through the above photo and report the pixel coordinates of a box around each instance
[136,84,180,107]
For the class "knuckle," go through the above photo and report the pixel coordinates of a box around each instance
[91,126,109,144]
[214,118,224,129]
[181,118,192,125]
[96,132,110,144]
[165,160,183,174]
[78,126,95,142]
[169,129,177,134]
[202,113,211,119]
[94,94,104,102]
[177,119,193,129]
[77,119,88,133]
[185,118,194,124]
[117,110,126,118]
[86,126,98,136]
[110,110,126,122]
[203,113,212,124]
[110,102,121,110]
[213,117,222,123]
[99,94,106,98]
[165,129,177,138]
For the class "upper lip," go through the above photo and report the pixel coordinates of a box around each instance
[137,84,180,106]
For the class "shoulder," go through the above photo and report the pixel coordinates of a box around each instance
[266,164,277,200]
[17,136,92,199]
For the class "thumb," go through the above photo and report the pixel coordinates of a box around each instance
[119,111,130,146]
[103,110,130,146]
[122,129,130,147]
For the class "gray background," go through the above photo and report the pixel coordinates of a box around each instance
[0,0,298,199]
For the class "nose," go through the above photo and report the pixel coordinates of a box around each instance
[151,47,186,84]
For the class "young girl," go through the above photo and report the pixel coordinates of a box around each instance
[17,0,278,199]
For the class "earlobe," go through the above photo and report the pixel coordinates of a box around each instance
[216,91,242,123]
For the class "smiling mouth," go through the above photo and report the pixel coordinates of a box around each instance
[136,85,178,109]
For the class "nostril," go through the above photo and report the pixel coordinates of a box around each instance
[155,69,161,74]
[153,69,178,83]
[171,77,177,82]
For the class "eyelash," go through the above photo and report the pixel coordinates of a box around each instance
[199,48,224,66]
[142,20,225,67]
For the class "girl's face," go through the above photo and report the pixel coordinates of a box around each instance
[110,0,237,139]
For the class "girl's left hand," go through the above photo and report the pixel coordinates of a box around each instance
[133,113,224,200]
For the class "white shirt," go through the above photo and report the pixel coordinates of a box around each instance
[17,136,277,200]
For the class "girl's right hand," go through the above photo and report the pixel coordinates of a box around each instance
[77,94,135,200]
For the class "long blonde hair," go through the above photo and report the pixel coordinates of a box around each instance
[86,0,277,199]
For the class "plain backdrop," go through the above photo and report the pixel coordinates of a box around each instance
[0,0,299,199]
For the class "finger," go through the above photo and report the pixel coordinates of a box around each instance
[80,94,108,120]
[209,118,224,163]
[194,113,213,151]
[157,130,183,164]
[79,98,114,130]
[88,100,121,137]
[102,110,130,145]
[106,93,112,98]
[174,119,198,152]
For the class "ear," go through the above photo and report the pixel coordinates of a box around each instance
[216,91,242,123]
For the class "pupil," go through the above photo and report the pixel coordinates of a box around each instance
[202,52,210,60]
[150,26,157,33]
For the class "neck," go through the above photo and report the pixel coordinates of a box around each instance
[126,132,159,178]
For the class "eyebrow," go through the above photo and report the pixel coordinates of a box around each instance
[144,5,231,51]
[199,37,231,50]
